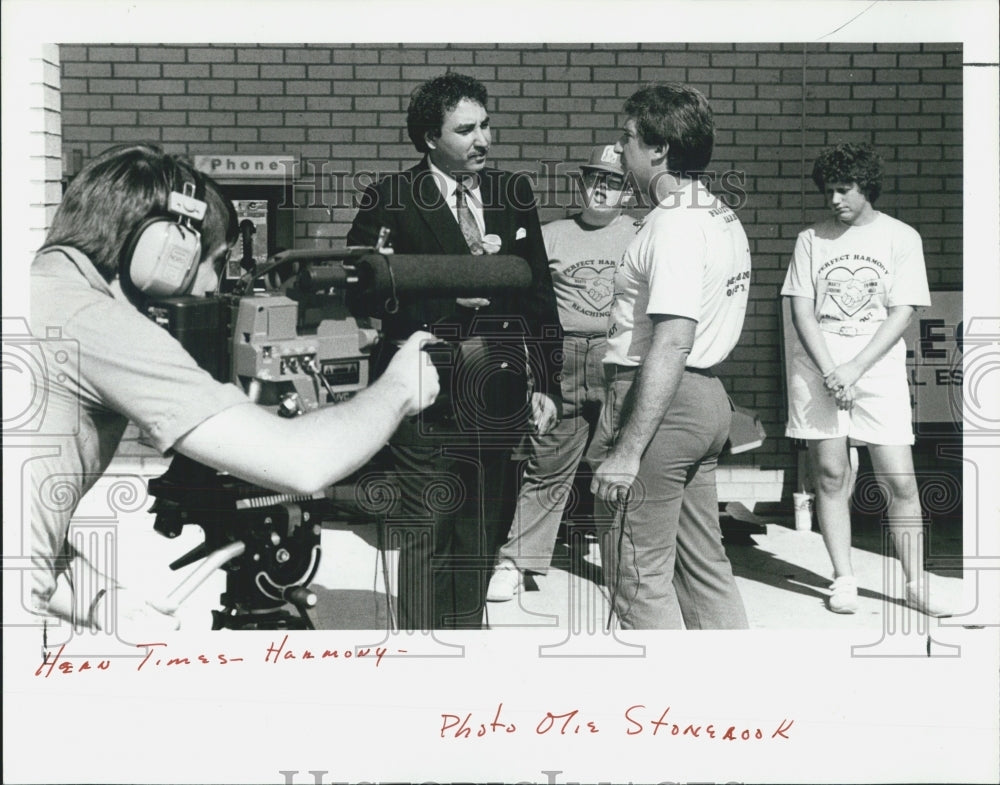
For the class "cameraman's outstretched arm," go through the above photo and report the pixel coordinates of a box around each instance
[173,332,439,495]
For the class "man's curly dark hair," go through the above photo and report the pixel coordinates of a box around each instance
[406,72,489,154]
[811,142,884,204]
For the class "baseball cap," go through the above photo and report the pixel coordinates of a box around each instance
[581,144,624,176]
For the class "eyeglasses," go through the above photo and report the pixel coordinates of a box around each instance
[584,172,627,190]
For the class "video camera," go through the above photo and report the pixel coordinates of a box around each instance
[143,234,533,629]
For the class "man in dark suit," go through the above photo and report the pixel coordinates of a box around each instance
[348,72,562,630]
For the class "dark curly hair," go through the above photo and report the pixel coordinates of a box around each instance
[623,83,715,177]
[811,142,884,204]
[406,72,488,154]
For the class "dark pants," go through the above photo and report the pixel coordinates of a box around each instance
[387,440,515,629]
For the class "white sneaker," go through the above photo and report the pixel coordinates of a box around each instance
[905,580,952,618]
[486,564,521,602]
[97,588,180,639]
[828,575,859,614]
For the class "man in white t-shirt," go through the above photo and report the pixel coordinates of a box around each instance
[588,84,752,629]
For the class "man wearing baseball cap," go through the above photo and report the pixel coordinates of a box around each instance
[488,144,638,601]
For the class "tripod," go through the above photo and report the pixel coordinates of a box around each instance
[149,455,325,630]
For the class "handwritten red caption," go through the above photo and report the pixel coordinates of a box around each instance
[440,703,794,741]
[34,635,400,677]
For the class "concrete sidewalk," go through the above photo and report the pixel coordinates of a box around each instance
[86,467,964,634]
[300,518,964,631]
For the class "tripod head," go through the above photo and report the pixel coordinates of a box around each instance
[149,455,325,629]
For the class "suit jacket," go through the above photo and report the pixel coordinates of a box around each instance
[348,159,562,440]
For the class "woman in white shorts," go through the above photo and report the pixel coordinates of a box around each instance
[782,142,949,617]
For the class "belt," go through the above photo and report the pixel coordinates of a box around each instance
[819,322,879,337]
[607,363,716,378]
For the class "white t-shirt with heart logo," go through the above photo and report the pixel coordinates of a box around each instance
[781,212,931,331]
[544,213,640,335]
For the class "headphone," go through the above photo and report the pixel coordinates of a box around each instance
[119,168,209,306]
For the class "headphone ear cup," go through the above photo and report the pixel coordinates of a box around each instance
[123,218,203,300]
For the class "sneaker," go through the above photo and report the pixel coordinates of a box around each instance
[905,580,952,618]
[828,575,859,614]
[486,564,521,602]
[99,588,180,639]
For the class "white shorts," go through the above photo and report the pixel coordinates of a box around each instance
[785,334,915,445]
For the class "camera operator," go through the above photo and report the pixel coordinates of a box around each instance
[29,144,440,636]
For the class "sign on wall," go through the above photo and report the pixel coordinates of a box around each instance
[194,155,295,180]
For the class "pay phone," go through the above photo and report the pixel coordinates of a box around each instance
[214,183,295,293]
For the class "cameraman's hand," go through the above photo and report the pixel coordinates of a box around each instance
[383,331,441,415]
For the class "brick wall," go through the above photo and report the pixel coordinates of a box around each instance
[57,43,963,502]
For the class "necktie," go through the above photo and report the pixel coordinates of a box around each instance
[455,181,484,255]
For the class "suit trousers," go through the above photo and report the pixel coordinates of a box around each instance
[593,366,749,630]
[387,438,514,630]
[498,334,606,573]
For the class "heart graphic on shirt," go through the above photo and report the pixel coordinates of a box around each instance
[569,264,615,312]
[824,266,881,317]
